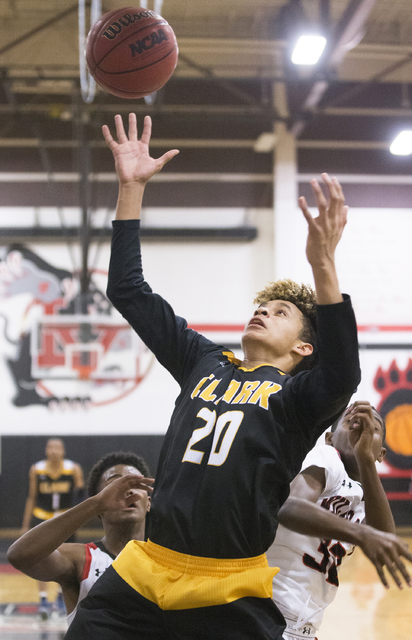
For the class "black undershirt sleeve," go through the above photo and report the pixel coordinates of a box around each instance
[107,220,216,386]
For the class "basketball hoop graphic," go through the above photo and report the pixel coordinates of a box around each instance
[0,244,155,410]
[30,315,155,407]
[32,316,139,381]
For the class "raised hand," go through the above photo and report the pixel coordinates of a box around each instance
[347,401,382,464]
[299,173,348,269]
[358,525,412,589]
[102,113,179,185]
[95,473,154,514]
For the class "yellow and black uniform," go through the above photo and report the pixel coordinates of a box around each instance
[32,459,77,539]
[65,220,360,640]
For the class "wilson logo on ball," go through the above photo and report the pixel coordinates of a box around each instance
[102,10,157,40]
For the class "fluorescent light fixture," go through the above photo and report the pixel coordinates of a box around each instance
[291,35,327,65]
[390,130,412,156]
[254,133,277,153]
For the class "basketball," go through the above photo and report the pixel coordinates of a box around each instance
[85,7,178,99]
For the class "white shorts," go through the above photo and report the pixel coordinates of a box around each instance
[282,620,318,640]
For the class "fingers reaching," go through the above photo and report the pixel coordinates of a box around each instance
[298,196,312,224]
[102,113,139,147]
[140,115,152,146]
[114,113,128,144]
[305,173,346,218]
[375,563,389,589]
[127,475,155,493]
[156,148,180,171]
[101,113,179,185]
[128,112,138,142]
[375,540,412,590]
[310,178,328,212]
[393,558,412,588]
[102,124,117,150]
[382,554,412,590]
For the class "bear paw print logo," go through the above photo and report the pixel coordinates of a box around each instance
[374,360,412,469]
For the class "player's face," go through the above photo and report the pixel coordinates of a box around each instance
[99,464,150,525]
[45,439,65,461]
[331,407,385,462]
[242,300,308,358]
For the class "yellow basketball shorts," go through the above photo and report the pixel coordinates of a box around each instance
[65,539,286,640]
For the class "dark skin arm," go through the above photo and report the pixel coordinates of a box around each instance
[278,466,412,589]
[8,474,154,613]
[347,401,395,532]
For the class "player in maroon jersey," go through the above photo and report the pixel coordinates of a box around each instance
[9,452,153,625]
[272,401,412,639]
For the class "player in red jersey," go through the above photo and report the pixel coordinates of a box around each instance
[272,401,412,639]
[9,452,153,625]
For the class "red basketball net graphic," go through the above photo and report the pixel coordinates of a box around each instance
[31,315,146,382]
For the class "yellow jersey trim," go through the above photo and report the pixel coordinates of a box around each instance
[238,364,286,374]
[112,539,279,610]
[222,351,286,374]
[222,350,242,366]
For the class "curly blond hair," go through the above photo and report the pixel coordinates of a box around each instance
[254,280,318,374]
[254,279,316,319]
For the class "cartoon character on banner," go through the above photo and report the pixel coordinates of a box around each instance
[0,245,154,409]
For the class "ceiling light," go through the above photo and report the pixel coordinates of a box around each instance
[390,131,412,156]
[253,133,277,153]
[291,35,327,65]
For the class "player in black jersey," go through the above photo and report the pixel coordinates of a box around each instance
[65,113,361,640]
[8,452,153,625]
[21,438,84,617]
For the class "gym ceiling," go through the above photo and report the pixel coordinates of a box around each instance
[0,0,412,240]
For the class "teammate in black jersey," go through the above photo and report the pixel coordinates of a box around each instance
[8,452,153,624]
[21,438,84,617]
[65,113,361,640]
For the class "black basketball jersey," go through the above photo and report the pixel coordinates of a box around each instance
[33,459,77,519]
[107,220,360,559]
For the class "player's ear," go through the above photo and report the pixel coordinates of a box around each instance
[146,496,151,512]
[377,447,386,463]
[292,342,313,357]
[325,431,333,446]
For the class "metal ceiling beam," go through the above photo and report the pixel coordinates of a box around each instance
[0,138,393,150]
[324,106,412,117]
[0,138,258,149]
[0,227,258,243]
[0,172,273,183]
[320,51,412,110]
[177,52,262,107]
[0,103,283,118]
[0,102,409,122]
[0,3,84,58]
[290,0,378,136]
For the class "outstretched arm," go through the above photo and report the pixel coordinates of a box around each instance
[102,113,179,221]
[8,474,154,582]
[348,401,395,533]
[104,113,214,383]
[299,173,347,305]
[278,468,412,589]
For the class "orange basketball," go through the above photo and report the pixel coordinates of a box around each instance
[86,7,178,99]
